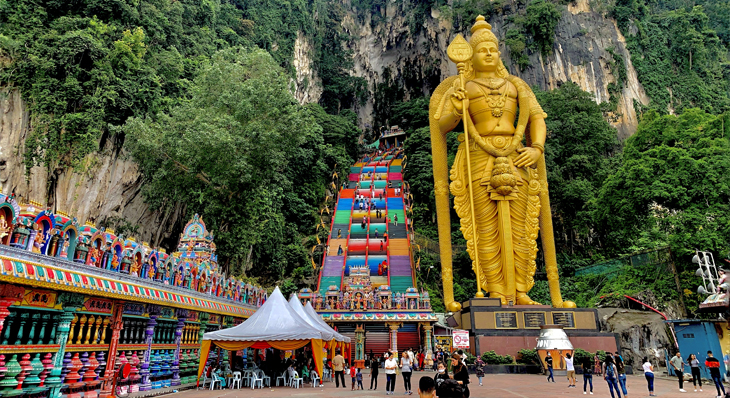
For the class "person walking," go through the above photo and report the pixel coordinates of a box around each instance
[337,245,343,256]
[579,356,592,395]
[545,352,555,382]
[615,354,628,396]
[451,353,471,398]
[604,355,622,398]
[566,352,576,388]
[370,356,379,390]
[385,351,398,395]
[333,350,346,388]
[688,353,702,392]
[351,364,357,390]
[642,357,655,397]
[394,213,399,226]
[401,349,413,395]
[706,350,726,397]
[475,357,485,386]
[670,351,687,392]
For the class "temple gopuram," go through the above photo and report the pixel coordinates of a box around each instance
[0,196,265,398]
[307,141,436,367]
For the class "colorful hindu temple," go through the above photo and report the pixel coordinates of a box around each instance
[0,196,266,397]
[311,143,436,367]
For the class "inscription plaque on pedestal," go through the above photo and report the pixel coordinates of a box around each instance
[523,312,546,329]
[494,312,518,329]
[552,312,575,328]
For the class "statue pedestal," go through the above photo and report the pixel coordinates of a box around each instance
[354,360,365,369]
[451,298,617,360]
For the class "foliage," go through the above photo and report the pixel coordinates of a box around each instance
[481,350,514,364]
[516,349,540,365]
[573,348,594,367]
[123,47,355,289]
[523,0,562,56]
[622,4,730,115]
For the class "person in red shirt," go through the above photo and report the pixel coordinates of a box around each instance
[351,364,357,390]
[705,350,726,397]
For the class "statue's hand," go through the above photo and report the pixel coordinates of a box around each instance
[450,88,468,115]
[514,147,542,168]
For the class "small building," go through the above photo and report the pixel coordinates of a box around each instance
[666,319,729,379]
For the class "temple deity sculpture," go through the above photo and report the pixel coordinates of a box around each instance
[32,224,45,253]
[0,215,9,241]
[429,16,575,311]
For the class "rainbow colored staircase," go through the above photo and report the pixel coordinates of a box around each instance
[318,150,415,296]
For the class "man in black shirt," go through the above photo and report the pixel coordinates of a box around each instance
[545,352,555,382]
[705,350,726,397]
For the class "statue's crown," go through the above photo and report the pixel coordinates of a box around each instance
[469,15,498,48]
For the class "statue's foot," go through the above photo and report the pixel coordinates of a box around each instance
[516,294,541,305]
[489,292,508,305]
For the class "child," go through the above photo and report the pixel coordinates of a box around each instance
[351,364,357,390]
[418,376,436,398]
[356,368,364,390]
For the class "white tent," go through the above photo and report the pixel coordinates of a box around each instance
[197,287,335,383]
[288,294,336,341]
[304,301,349,343]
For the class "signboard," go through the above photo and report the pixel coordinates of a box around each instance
[494,312,518,329]
[523,312,546,329]
[434,336,452,352]
[452,330,470,349]
[552,312,576,328]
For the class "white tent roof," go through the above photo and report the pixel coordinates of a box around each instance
[202,287,322,341]
[288,294,336,341]
[303,301,350,343]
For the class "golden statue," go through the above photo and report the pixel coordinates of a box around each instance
[0,215,8,241]
[430,16,575,311]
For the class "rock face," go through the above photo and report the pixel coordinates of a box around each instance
[4,0,649,239]
[293,0,649,137]
[0,89,182,247]
[597,308,672,371]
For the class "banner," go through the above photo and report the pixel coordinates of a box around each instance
[452,330,470,349]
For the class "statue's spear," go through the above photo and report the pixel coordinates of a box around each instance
[447,35,484,298]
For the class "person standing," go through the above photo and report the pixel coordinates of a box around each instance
[401,349,413,395]
[418,376,436,398]
[706,350,726,397]
[545,352,555,383]
[642,357,655,397]
[565,352,576,388]
[385,351,398,395]
[688,353,702,392]
[615,354,628,396]
[337,245,343,256]
[350,364,357,390]
[582,357,593,395]
[670,351,687,392]
[370,356,379,390]
[394,213,399,226]
[451,353,471,398]
[475,357,485,386]
[356,368,364,390]
[333,350,346,388]
[594,354,602,376]
[604,355,622,398]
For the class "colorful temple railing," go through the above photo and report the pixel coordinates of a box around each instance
[0,195,263,397]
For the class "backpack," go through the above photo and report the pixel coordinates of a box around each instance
[436,378,463,398]
[606,364,615,378]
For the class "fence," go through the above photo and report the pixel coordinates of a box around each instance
[574,246,672,277]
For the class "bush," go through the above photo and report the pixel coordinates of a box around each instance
[481,350,514,365]
[573,348,594,367]
[516,349,540,365]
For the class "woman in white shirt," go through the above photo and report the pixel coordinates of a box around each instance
[643,357,655,396]
[385,351,398,395]
[565,353,576,388]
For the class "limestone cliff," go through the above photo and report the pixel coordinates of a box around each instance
[0,89,183,246]
[3,0,649,239]
[597,308,673,370]
[292,0,649,138]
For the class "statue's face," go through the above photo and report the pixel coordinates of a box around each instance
[472,41,500,72]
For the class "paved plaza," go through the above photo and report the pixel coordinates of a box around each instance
[178,372,726,398]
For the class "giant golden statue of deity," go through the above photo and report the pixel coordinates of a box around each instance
[430,16,575,311]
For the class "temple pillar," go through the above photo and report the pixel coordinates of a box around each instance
[422,324,433,353]
[387,322,401,355]
[354,325,365,368]
[139,313,158,391]
[171,310,187,386]
[98,302,123,398]
[47,292,85,398]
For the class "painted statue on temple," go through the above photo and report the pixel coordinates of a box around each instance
[0,215,9,241]
[429,15,575,310]
[32,223,45,253]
